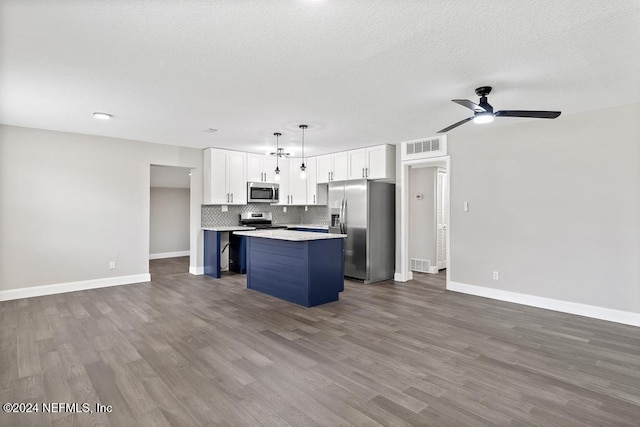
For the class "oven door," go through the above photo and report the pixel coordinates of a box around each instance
[247,183,279,203]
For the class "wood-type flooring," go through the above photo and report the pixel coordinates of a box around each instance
[1,259,639,426]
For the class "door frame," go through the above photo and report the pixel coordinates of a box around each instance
[395,155,451,289]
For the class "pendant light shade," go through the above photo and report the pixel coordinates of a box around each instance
[299,125,307,179]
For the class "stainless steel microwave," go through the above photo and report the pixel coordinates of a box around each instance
[247,182,279,203]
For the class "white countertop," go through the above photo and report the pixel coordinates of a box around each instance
[202,226,256,232]
[233,229,346,241]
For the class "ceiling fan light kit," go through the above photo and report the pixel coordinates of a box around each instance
[437,86,561,133]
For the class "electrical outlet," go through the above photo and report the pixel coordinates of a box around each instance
[221,205,228,212]
[109,261,116,270]
[493,271,499,280]
[283,206,287,212]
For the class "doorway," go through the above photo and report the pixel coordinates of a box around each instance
[408,164,448,276]
[397,155,450,288]
[149,165,192,278]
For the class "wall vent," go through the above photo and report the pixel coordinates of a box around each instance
[401,136,447,161]
[410,258,431,273]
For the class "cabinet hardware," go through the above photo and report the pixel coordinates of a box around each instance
[362,168,365,178]
[366,167,369,178]
[231,193,234,203]
[226,193,229,203]
[313,194,316,204]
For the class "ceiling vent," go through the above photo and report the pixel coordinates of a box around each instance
[401,136,447,161]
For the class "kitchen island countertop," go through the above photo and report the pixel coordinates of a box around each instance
[233,229,345,241]
[202,226,256,232]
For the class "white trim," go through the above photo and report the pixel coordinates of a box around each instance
[149,250,190,260]
[397,153,451,287]
[0,274,151,302]
[189,266,204,275]
[448,281,640,327]
[394,271,413,282]
[428,266,439,274]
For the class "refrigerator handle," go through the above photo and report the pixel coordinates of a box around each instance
[341,198,347,234]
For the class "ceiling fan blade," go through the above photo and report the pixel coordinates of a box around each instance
[437,116,474,133]
[453,99,486,112]
[495,110,561,119]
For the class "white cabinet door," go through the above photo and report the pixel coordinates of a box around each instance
[348,149,366,180]
[246,154,263,182]
[227,151,247,204]
[332,152,349,181]
[205,149,229,204]
[275,157,290,205]
[262,156,278,183]
[306,157,318,205]
[316,154,332,184]
[366,145,387,179]
[289,160,307,205]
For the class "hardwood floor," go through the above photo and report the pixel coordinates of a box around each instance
[1,262,639,426]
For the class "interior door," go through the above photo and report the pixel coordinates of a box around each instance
[344,180,368,280]
[436,169,448,270]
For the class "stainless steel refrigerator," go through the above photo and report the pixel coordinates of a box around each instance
[328,179,395,284]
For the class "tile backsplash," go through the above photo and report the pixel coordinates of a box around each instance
[202,203,328,227]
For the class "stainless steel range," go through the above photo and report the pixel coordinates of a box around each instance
[239,212,287,229]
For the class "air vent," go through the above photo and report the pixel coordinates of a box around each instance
[410,258,431,273]
[401,136,447,161]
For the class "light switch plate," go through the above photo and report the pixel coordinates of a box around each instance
[464,201,469,212]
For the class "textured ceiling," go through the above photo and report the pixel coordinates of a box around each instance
[1,1,639,156]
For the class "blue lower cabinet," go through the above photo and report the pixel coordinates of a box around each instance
[204,231,247,278]
[203,230,221,278]
[245,237,344,307]
[229,234,247,274]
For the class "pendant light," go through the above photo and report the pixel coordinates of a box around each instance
[299,124,307,179]
[273,132,281,181]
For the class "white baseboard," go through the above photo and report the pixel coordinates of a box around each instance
[428,266,439,274]
[0,274,151,302]
[448,281,640,327]
[149,250,190,260]
[394,271,414,282]
[189,266,204,275]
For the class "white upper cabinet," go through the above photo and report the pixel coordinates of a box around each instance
[247,153,279,183]
[332,152,349,181]
[316,152,349,183]
[365,144,395,180]
[306,157,318,205]
[316,154,333,184]
[204,148,247,205]
[274,157,290,205]
[289,159,308,205]
[347,149,367,180]
[347,144,396,180]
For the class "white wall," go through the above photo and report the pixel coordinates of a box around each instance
[448,104,640,314]
[409,167,436,267]
[150,187,190,256]
[0,125,203,293]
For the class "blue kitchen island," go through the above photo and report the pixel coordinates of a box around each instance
[233,229,347,307]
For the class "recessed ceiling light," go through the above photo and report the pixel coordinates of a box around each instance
[93,112,113,120]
